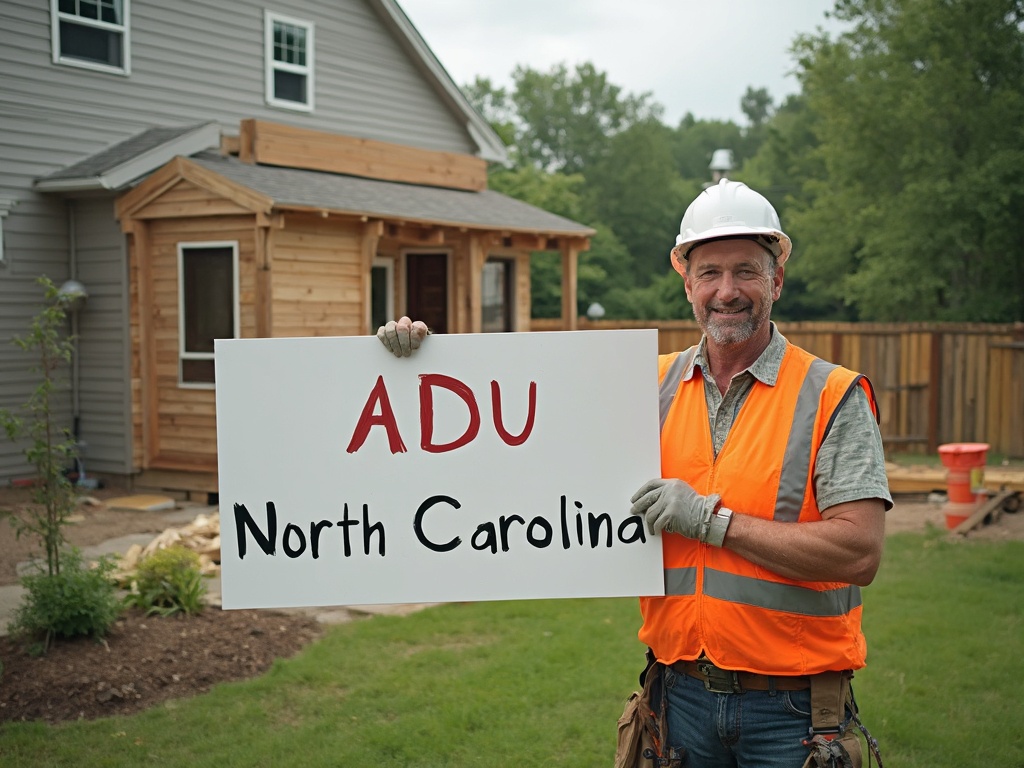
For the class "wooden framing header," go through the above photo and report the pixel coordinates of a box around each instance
[237,119,488,192]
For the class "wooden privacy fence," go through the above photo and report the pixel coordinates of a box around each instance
[530,319,1024,458]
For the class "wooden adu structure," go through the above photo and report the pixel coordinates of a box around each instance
[113,120,593,492]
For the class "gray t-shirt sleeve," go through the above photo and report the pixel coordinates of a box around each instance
[813,384,894,512]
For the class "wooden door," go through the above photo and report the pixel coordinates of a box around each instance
[406,252,448,333]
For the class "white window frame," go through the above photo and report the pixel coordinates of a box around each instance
[264,10,315,112]
[370,257,395,334]
[177,241,240,390]
[481,256,517,333]
[50,0,131,75]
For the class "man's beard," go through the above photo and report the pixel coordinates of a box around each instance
[694,295,773,346]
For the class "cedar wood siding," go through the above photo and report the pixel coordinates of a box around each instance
[272,216,366,338]
[132,212,258,473]
[0,0,484,482]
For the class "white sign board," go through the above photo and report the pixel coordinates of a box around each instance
[215,330,664,609]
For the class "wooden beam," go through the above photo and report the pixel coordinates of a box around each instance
[220,133,240,156]
[560,240,580,331]
[131,221,160,466]
[382,222,446,244]
[133,468,219,495]
[468,233,490,334]
[507,233,548,251]
[239,118,256,164]
[243,119,488,191]
[362,220,384,333]
[255,223,273,337]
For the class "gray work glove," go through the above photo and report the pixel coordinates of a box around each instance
[630,478,730,546]
[377,316,429,357]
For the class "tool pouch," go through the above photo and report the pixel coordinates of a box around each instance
[800,671,881,768]
[615,650,685,768]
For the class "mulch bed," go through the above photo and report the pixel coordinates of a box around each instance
[0,607,323,725]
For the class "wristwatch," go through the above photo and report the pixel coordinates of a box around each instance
[705,506,733,548]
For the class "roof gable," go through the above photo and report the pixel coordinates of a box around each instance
[369,0,507,163]
[115,156,273,222]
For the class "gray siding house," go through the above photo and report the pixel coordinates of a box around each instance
[0,0,592,494]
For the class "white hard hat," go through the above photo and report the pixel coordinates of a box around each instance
[671,179,792,273]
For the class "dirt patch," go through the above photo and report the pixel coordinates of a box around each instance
[883,496,1024,540]
[0,485,187,587]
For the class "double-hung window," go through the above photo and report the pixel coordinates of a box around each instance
[264,11,314,111]
[177,242,239,387]
[51,0,130,74]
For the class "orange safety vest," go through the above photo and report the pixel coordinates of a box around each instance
[639,342,879,676]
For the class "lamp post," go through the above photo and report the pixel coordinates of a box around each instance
[56,279,95,488]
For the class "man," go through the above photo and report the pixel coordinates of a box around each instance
[378,179,890,767]
[627,179,890,767]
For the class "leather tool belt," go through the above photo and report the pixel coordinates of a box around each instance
[671,659,812,694]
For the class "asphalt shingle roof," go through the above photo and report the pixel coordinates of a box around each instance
[188,152,594,237]
[39,124,215,181]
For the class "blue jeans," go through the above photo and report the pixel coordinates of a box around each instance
[663,665,813,767]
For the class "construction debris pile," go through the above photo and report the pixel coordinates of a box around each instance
[111,511,221,587]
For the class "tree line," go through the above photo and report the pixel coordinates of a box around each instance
[464,0,1024,323]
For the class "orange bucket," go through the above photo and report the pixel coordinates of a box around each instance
[938,443,989,504]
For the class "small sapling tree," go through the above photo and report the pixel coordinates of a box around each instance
[0,277,78,576]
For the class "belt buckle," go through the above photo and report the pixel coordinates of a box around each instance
[697,661,743,694]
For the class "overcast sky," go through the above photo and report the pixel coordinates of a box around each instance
[398,0,847,126]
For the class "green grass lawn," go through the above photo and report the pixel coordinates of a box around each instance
[2,530,1022,767]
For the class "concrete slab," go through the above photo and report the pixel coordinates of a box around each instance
[104,494,176,512]
[0,584,25,635]
[14,533,158,578]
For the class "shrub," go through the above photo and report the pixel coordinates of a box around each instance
[8,547,122,654]
[125,546,207,617]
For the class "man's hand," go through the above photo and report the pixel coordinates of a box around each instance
[630,478,727,545]
[377,316,429,357]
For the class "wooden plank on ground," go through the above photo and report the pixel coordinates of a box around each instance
[951,490,1019,536]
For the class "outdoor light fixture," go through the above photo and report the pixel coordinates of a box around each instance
[57,278,89,310]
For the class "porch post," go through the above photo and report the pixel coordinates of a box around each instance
[468,233,489,333]
[560,239,579,331]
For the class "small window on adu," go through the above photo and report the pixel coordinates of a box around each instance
[482,258,514,333]
[264,11,314,111]
[178,243,239,386]
[51,0,130,74]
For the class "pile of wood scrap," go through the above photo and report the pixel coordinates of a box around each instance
[111,512,221,586]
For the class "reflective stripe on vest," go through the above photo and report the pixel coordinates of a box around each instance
[658,347,696,431]
[664,566,697,596]
[664,567,862,616]
[658,353,838,522]
[704,569,861,617]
